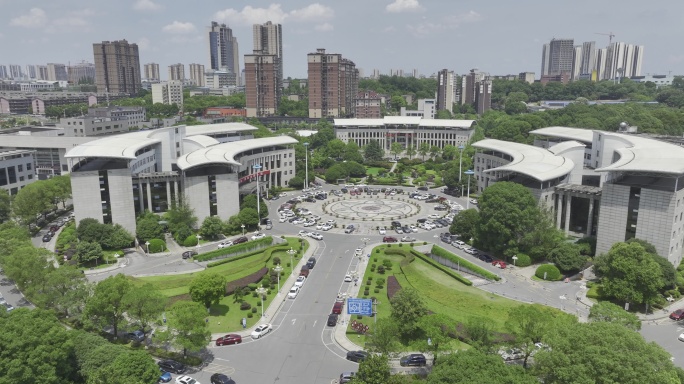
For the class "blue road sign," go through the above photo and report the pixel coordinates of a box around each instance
[347,298,373,316]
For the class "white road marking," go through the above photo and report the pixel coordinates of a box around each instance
[313,320,317,327]
[292,318,297,325]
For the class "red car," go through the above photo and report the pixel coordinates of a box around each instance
[383,236,398,243]
[670,309,684,321]
[492,260,507,269]
[233,236,248,245]
[332,301,344,314]
[216,334,242,346]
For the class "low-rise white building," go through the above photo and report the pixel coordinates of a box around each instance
[65,123,297,234]
[335,116,475,151]
[151,81,183,107]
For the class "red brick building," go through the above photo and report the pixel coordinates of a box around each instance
[203,107,247,118]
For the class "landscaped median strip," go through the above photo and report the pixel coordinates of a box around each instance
[430,245,501,281]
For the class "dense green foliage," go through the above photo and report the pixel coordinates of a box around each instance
[431,245,500,281]
[189,273,227,308]
[535,264,562,281]
[11,175,72,226]
[588,301,642,331]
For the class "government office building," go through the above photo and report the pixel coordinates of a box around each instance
[65,123,297,234]
[334,116,476,151]
[472,126,684,265]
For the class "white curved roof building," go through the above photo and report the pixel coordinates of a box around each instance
[474,126,684,265]
[66,123,297,234]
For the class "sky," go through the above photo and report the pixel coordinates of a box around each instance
[1,0,683,80]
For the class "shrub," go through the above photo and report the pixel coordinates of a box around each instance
[272,256,281,265]
[251,307,257,313]
[514,253,532,268]
[374,288,380,293]
[247,283,258,291]
[147,239,166,253]
[366,280,372,286]
[257,301,262,307]
[240,302,252,310]
[377,266,386,274]
[247,312,253,318]
[260,279,271,289]
[535,264,562,281]
[183,234,200,247]
[382,259,392,268]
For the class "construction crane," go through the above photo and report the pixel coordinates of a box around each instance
[595,32,616,45]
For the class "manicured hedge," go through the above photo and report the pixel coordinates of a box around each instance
[206,244,287,268]
[195,236,274,261]
[183,234,200,247]
[535,264,562,281]
[383,248,415,267]
[226,267,269,295]
[409,249,473,286]
[514,253,532,268]
[431,245,500,281]
[148,238,166,253]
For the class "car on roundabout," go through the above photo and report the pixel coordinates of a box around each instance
[250,323,272,339]
[309,232,323,240]
[346,350,369,363]
[215,334,242,346]
[288,286,300,299]
[210,374,235,384]
[298,230,310,237]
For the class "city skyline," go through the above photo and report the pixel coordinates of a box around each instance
[1,1,682,79]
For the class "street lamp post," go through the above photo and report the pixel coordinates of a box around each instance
[274,264,283,294]
[145,241,150,254]
[255,285,268,318]
[458,145,465,196]
[465,169,474,210]
[195,234,201,249]
[287,247,296,275]
[304,142,309,189]
[241,224,245,236]
[253,164,262,225]
[512,255,518,266]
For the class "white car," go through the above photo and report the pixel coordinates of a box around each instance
[176,375,199,384]
[354,248,363,256]
[251,323,273,339]
[309,232,323,240]
[428,214,441,220]
[284,211,295,218]
[409,225,418,233]
[288,286,300,299]
[292,218,306,225]
[251,232,265,240]
[470,199,478,205]
[326,219,336,225]
[303,220,317,227]
[299,210,312,216]
[279,192,288,197]
[310,215,321,221]
[378,227,386,235]
[295,275,306,287]
[320,223,333,231]
[298,230,310,237]
[679,333,684,342]
[390,191,396,196]
[278,216,288,223]
[218,241,233,249]
[344,274,353,282]
[316,223,324,230]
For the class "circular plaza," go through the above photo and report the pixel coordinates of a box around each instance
[322,197,420,221]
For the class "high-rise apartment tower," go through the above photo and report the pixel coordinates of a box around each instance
[93,39,142,95]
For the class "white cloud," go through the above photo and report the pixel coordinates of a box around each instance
[133,0,163,11]
[407,10,482,36]
[386,0,423,13]
[289,3,334,21]
[382,26,397,33]
[10,8,48,27]
[162,21,196,34]
[314,23,334,32]
[49,16,90,32]
[214,3,333,25]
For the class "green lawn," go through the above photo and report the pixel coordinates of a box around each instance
[347,244,532,349]
[366,167,384,176]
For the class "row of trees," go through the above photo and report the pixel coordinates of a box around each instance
[0,174,72,227]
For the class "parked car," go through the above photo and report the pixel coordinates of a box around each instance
[215,334,242,346]
[298,230,310,237]
[327,313,339,326]
[492,260,507,269]
[383,236,398,243]
[345,225,355,234]
[679,333,684,342]
[500,348,524,361]
[399,353,427,366]
[42,234,52,242]
[346,350,369,363]
[126,330,145,342]
[332,301,344,314]
[288,286,300,299]
[294,275,306,288]
[320,223,333,231]
[309,232,323,240]
[182,250,197,259]
[344,274,353,282]
[303,220,317,227]
[355,248,363,256]
[300,265,310,277]
[306,257,316,269]
[401,236,416,242]
[292,218,306,225]
[176,375,199,384]
[378,227,386,235]
[670,309,684,321]
[157,360,187,374]
[251,232,266,240]
[210,374,235,384]
[232,236,248,245]
[339,372,356,384]
[470,198,478,205]
[159,371,172,383]
[250,323,272,339]
[395,227,404,234]
[417,186,429,191]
